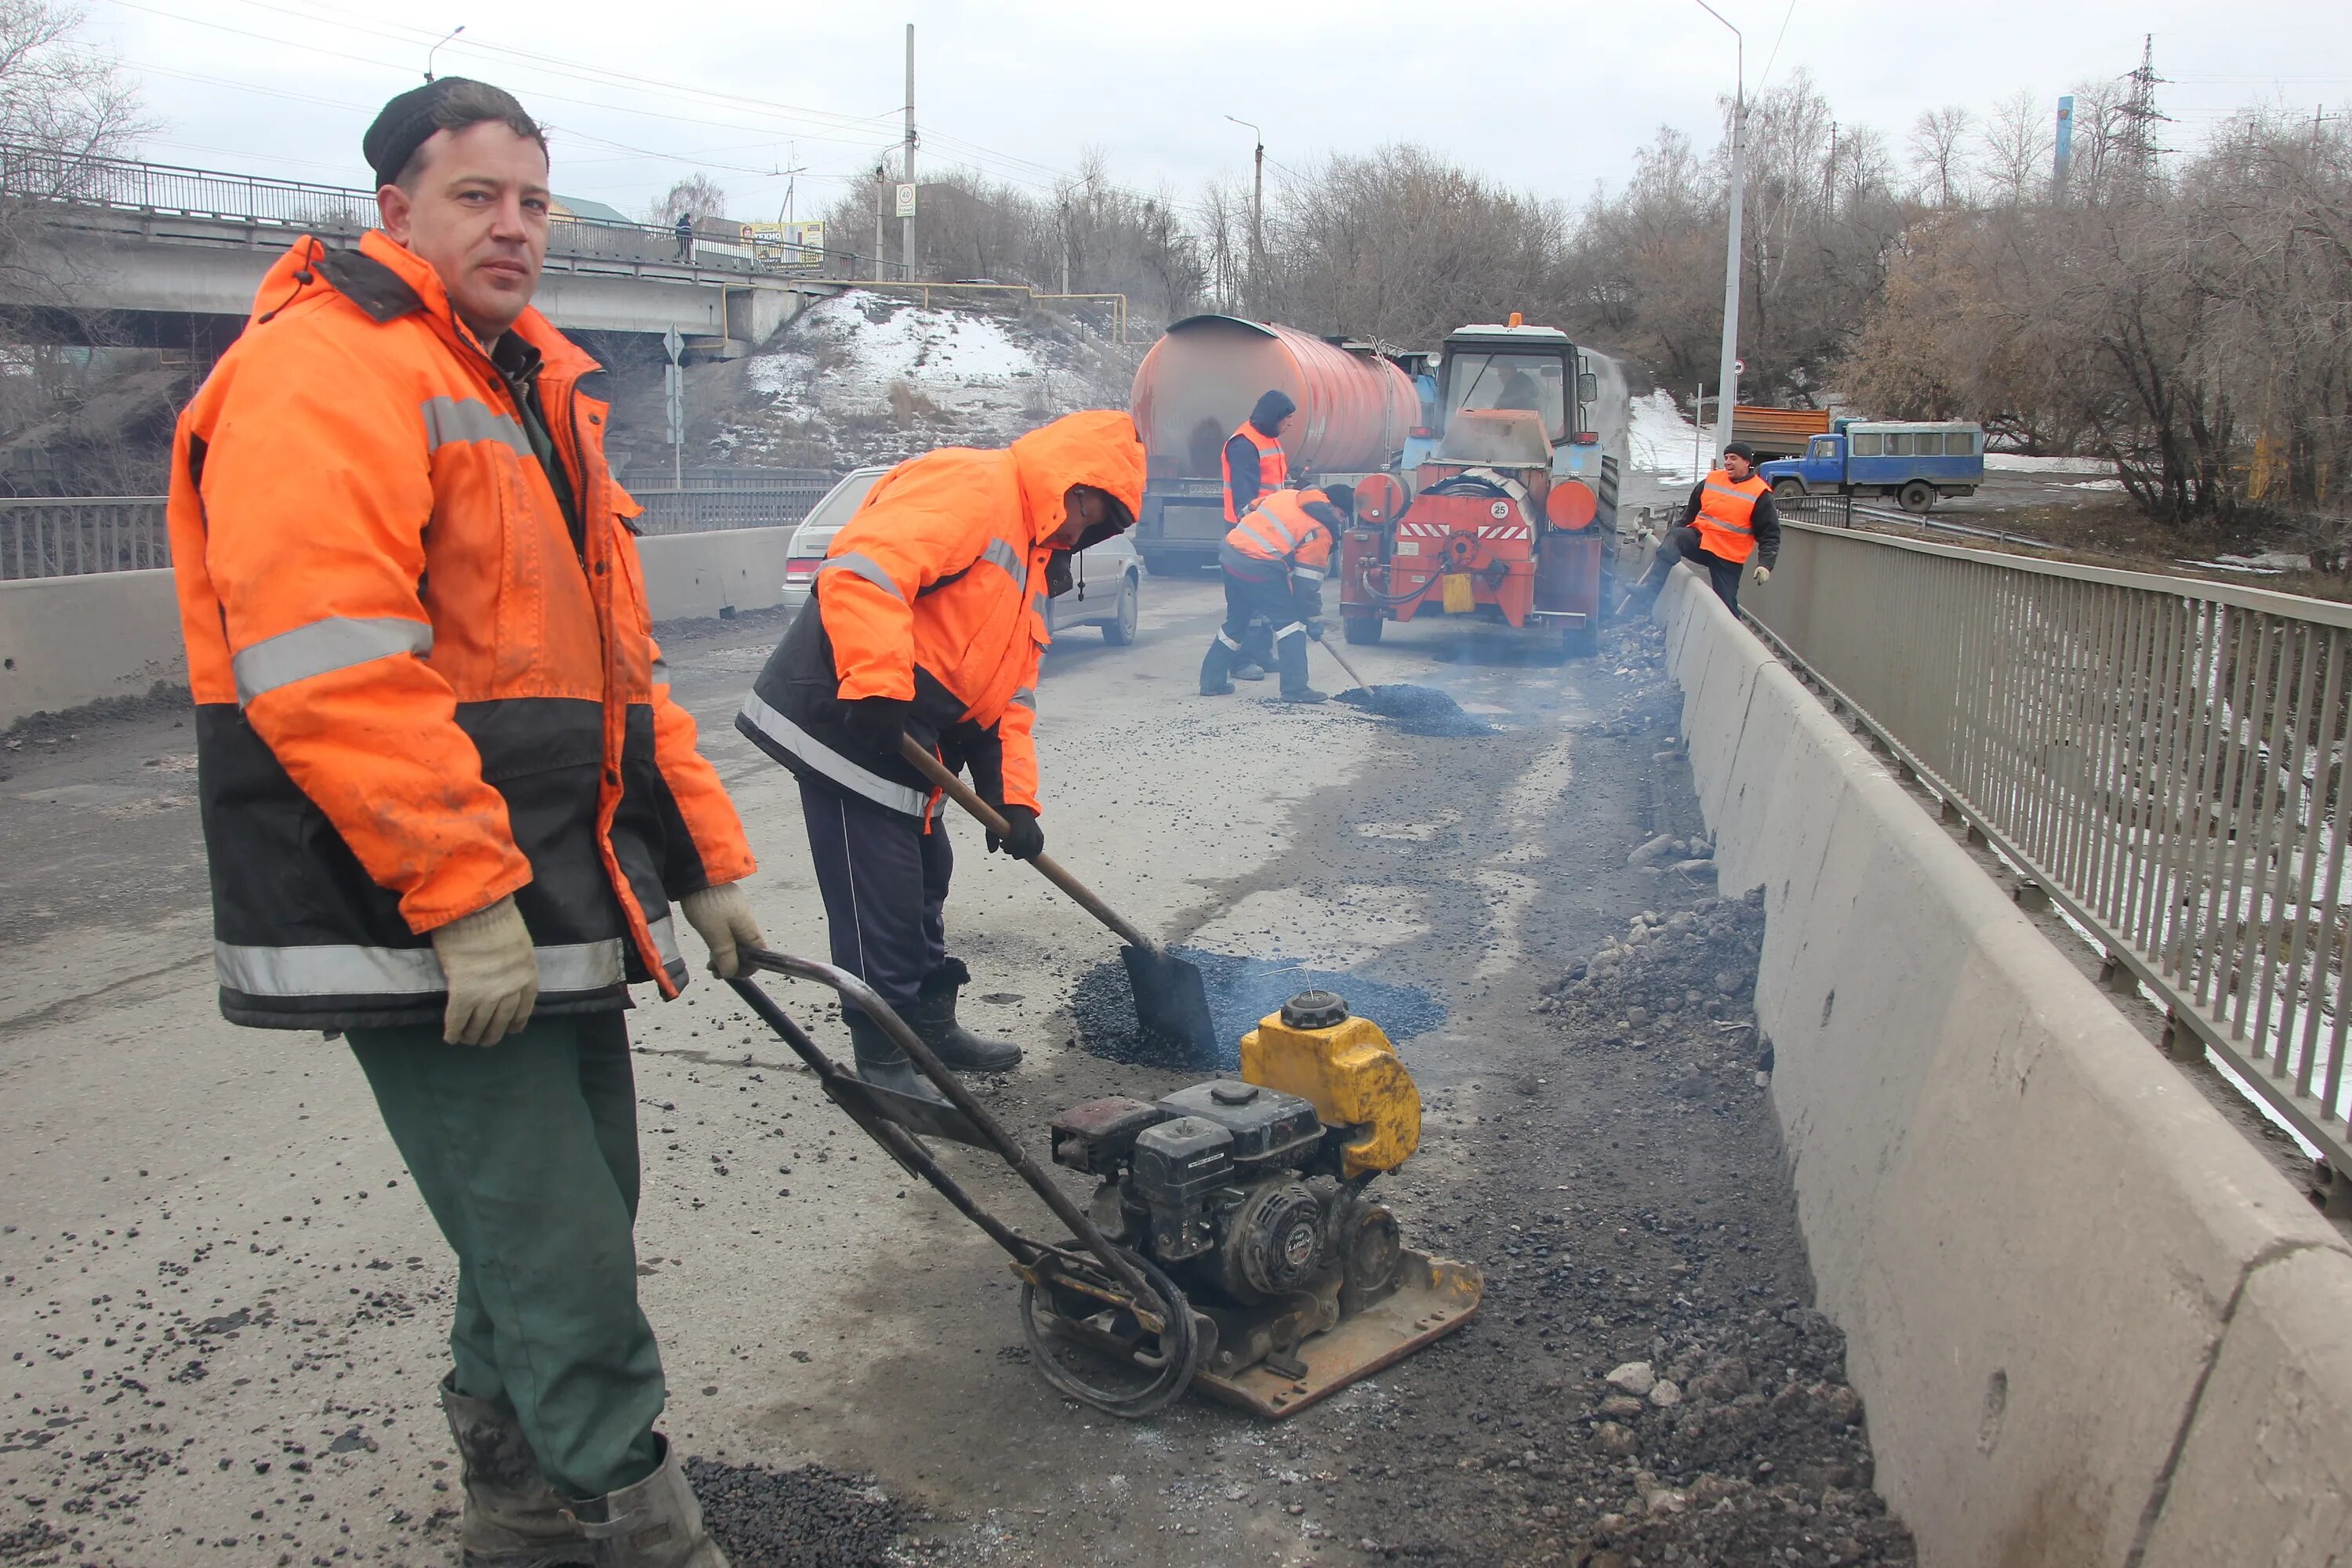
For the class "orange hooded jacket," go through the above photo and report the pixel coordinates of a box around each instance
[738,411,1146,816]
[169,229,755,1029]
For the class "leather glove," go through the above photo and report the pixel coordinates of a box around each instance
[1305,619,1327,641]
[986,805,1044,862]
[1753,564,1773,586]
[430,895,538,1047]
[680,881,764,979]
[840,695,909,757]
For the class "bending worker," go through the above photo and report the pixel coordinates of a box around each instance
[1629,440,1780,612]
[737,412,1145,1098]
[167,79,757,1566]
[1201,484,1353,704]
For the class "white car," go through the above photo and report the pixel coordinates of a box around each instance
[781,466,1143,645]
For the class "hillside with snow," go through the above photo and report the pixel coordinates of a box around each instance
[705,289,1140,470]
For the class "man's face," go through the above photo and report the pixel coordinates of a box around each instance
[1273,412,1294,439]
[1046,487,1110,548]
[1723,452,1754,481]
[378,122,550,343]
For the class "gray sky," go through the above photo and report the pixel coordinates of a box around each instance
[89,0,2352,223]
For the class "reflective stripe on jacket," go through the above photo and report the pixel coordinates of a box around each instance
[1221,421,1288,522]
[168,230,756,1031]
[1693,469,1771,563]
[737,411,1145,816]
[1219,488,1338,583]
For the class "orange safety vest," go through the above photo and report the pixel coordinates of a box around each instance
[1221,488,1336,583]
[1221,420,1288,522]
[1693,469,1771,563]
[167,230,757,1030]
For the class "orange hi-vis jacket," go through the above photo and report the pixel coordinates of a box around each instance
[1693,468,1771,563]
[168,230,755,1031]
[737,412,1146,818]
[1221,419,1288,522]
[1220,488,1338,585]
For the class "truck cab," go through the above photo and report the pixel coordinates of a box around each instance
[1758,420,1987,514]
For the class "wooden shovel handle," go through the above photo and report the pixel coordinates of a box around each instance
[896,736,1155,950]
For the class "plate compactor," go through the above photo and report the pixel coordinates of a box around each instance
[729,948,1481,1420]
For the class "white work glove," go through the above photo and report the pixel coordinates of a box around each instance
[429,896,539,1047]
[680,882,764,979]
[1752,564,1773,586]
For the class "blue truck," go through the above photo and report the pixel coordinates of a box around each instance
[1756,419,1985,514]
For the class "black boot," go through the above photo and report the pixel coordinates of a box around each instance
[907,964,1022,1072]
[847,1009,951,1105]
[1276,635,1326,702]
[1200,637,1236,695]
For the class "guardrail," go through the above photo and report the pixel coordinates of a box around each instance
[0,144,753,270]
[1,480,836,578]
[1748,520,2352,1173]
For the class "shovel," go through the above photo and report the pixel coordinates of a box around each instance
[897,736,1220,1057]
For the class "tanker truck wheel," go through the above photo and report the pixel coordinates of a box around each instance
[1342,614,1383,646]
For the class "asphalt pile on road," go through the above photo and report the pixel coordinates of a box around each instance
[688,1456,910,1567]
[1334,683,1496,737]
[1069,947,1447,1073]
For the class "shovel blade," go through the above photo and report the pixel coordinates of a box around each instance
[1120,944,1220,1060]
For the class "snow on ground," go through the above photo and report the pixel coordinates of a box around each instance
[2063,478,2125,492]
[717,288,1136,470]
[1628,389,1708,481]
[1985,452,2119,475]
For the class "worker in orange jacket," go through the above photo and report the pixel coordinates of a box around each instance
[1223,389,1293,523]
[1201,485,1352,702]
[1628,441,1780,612]
[738,412,1145,1098]
[166,78,753,1567]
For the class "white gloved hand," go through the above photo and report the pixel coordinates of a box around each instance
[681,882,764,979]
[1753,564,1773,586]
[429,896,539,1047]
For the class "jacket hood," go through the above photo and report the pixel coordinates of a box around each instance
[244,230,595,379]
[1008,410,1147,546]
[1250,389,1296,434]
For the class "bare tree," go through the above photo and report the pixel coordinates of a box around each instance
[1977,89,2053,206]
[647,174,729,227]
[1907,106,1973,207]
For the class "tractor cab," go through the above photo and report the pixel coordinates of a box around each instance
[1402,322,1602,485]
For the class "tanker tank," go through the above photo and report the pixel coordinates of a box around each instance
[1128,314,1421,572]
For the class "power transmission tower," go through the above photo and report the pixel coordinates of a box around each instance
[2114,34,2170,184]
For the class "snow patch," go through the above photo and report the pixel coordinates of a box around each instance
[1628,390,1707,482]
[1984,452,2118,476]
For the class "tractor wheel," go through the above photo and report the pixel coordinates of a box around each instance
[1342,615,1384,645]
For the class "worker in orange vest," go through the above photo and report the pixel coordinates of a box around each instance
[166,78,755,1566]
[1201,485,1352,702]
[1222,390,1293,523]
[1629,441,1780,612]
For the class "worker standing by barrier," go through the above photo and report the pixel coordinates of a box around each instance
[164,81,763,1566]
[736,412,1145,1099]
[1201,484,1352,703]
[1629,441,1779,612]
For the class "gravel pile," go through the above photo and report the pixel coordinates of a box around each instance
[688,1456,908,1568]
[1334,684,1496,737]
[1540,888,1768,1048]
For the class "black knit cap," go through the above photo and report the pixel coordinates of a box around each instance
[1724,441,1759,462]
[362,77,540,188]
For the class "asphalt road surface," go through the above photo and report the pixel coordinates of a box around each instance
[0,573,1907,1566]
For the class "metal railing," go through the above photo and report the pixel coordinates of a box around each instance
[1748,521,2352,1171]
[0,144,753,270]
[628,481,833,535]
[0,497,169,578]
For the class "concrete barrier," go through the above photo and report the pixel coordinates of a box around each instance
[0,528,795,728]
[1657,568,2352,1567]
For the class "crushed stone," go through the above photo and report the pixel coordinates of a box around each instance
[688,1456,907,1568]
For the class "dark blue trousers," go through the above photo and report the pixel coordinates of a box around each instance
[798,778,952,1015]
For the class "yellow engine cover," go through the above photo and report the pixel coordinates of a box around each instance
[1240,1011,1421,1179]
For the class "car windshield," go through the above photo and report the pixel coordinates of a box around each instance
[788,470,885,554]
[1444,350,1567,441]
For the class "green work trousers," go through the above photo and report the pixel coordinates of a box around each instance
[348,1011,665,1500]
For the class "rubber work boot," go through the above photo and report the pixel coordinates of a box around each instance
[438,1376,593,1568]
[1276,637,1327,703]
[1232,660,1268,681]
[1199,637,1236,696]
[908,962,1022,1072]
[847,1008,953,1107]
[570,1436,728,1568]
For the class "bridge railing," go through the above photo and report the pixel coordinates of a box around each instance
[1747,520,2352,1172]
[0,145,750,270]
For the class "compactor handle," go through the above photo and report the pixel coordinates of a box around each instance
[896,736,1156,951]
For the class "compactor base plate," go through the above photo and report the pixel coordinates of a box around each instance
[1190,1250,1483,1420]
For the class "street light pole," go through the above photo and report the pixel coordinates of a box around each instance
[1225,115,1264,316]
[424,24,465,82]
[1692,0,1744,460]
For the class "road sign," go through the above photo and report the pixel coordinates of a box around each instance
[894,182,917,218]
[662,327,684,448]
[1734,358,1746,376]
